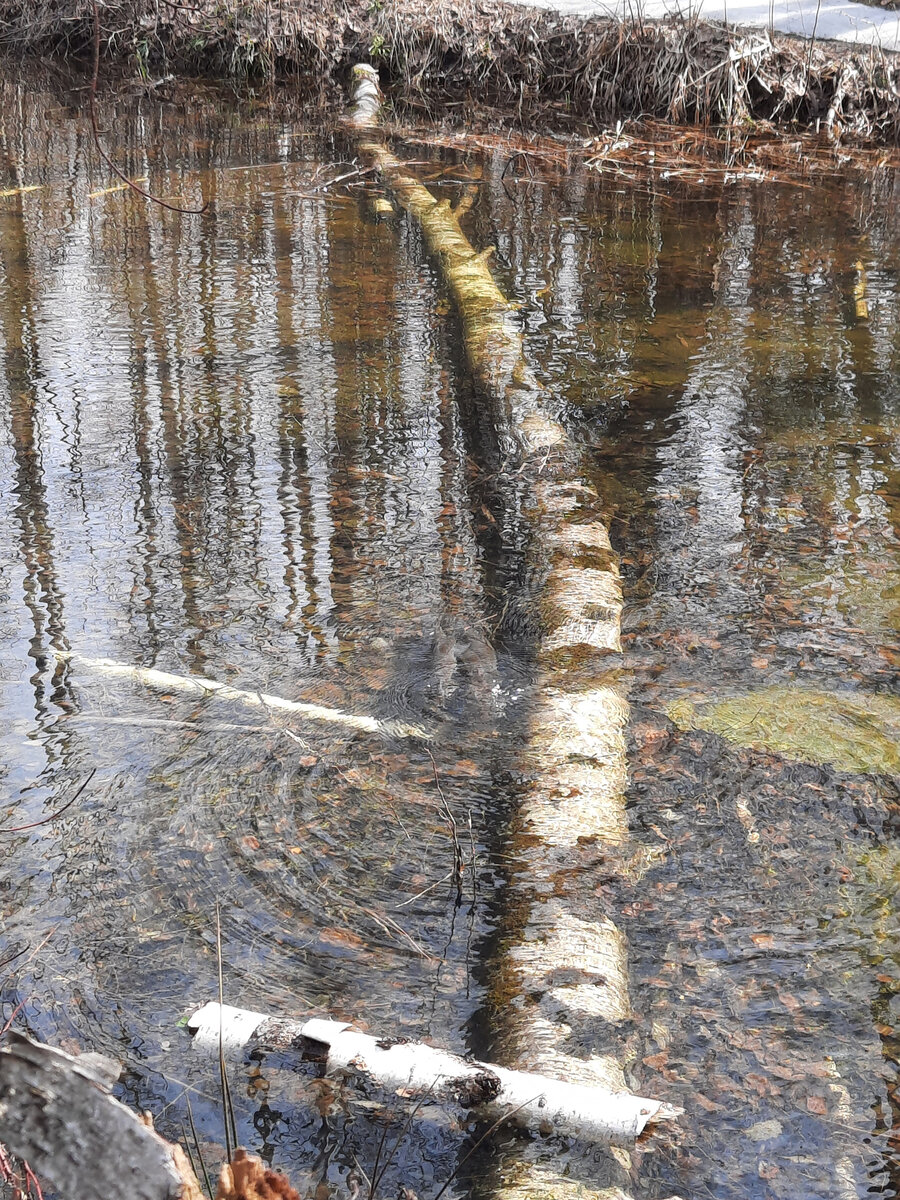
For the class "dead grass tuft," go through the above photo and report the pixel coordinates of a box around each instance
[1,0,899,142]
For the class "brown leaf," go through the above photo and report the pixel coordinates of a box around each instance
[642,1050,670,1070]
[443,759,481,777]
[320,926,365,950]
[746,1072,777,1097]
[806,1094,827,1115]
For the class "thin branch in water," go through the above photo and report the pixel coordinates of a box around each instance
[425,748,463,905]
[310,163,378,193]
[0,1000,27,1041]
[68,714,276,735]
[0,946,27,973]
[0,771,95,834]
[431,1097,539,1200]
[0,927,59,986]
[180,1124,201,1194]
[369,1081,440,1199]
[467,811,477,908]
[215,902,238,1161]
[349,1157,370,1198]
[394,871,453,909]
[362,907,436,962]
[185,1097,214,1199]
[366,1119,391,1200]
[89,0,208,215]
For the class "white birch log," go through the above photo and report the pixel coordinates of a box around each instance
[344,66,653,1198]
[55,651,430,740]
[187,1002,680,1144]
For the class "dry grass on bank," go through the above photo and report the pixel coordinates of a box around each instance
[1,0,899,142]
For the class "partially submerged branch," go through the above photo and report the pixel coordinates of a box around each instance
[55,651,430,739]
[348,65,562,440]
[188,1002,681,1144]
[88,0,207,215]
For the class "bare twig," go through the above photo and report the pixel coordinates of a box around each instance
[0,1002,27,1042]
[0,770,95,835]
[424,749,464,905]
[89,0,208,216]
[184,1098,213,1200]
[368,1081,439,1198]
[215,902,238,1162]
[362,907,436,961]
[431,1097,539,1200]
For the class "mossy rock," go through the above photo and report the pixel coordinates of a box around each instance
[667,686,900,775]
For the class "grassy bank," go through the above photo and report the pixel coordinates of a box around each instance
[2,0,899,142]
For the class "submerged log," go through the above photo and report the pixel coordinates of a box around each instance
[346,66,664,1197]
[188,1002,679,1144]
[55,650,430,739]
[348,64,555,439]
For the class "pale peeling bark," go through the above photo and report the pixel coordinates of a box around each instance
[188,1003,678,1143]
[497,485,633,1118]
[0,1032,201,1200]
[345,68,674,1198]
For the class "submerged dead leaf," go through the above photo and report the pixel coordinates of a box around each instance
[320,926,366,950]
[750,932,774,948]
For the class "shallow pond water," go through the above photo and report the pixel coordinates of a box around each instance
[1,71,899,1200]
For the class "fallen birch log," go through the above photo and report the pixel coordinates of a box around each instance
[56,651,430,740]
[188,1002,680,1144]
[345,66,652,1199]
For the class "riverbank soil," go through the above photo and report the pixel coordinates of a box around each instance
[2,0,900,142]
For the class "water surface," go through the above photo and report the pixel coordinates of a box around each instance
[1,71,900,1200]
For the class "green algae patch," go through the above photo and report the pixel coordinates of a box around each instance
[667,687,900,775]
